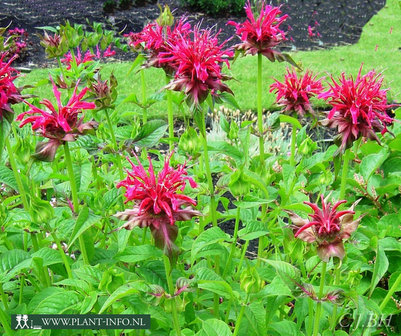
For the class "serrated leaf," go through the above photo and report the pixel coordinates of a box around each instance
[116,245,162,263]
[68,206,101,248]
[131,119,168,148]
[369,239,389,298]
[219,92,240,110]
[268,320,300,336]
[279,115,302,129]
[29,288,81,314]
[238,221,269,240]
[244,301,267,336]
[191,227,229,263]
[196,318,232,336]
[207,141,243,162]
[0,165,18,191]
[99,281,149,313]
[0,249,30,282]
[73,162,92,193]
[360,149,389,181]
[80,291,98,314]
[32,248,63,266]
[263,259,301,280]
[197,280,236,299]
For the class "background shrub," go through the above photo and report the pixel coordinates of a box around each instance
[180,0,245,17]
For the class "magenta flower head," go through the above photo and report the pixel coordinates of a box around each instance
[125,18,191,74]
[0,54,23,122]
[115,153,201,258]
[16,77,97,161]
[160,27,233,105]
[319,65,394,152]
[288,195,362,261]
[228,1,288,61]
[270,68,324,117]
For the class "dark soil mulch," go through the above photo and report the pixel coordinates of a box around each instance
[1,0,386,68]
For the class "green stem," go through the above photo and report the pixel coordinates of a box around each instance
[54,232,73,279]
[166,74,174,151]
[330,261,342,330]
[31,233,39,252]
[236,240,249,277]
[223,206,241,277]
[232,295,249,336]
[307,296,314,335]
[339,149,351,200]
[0,283,8,310]
[19,276,25,305]
[379,271,401,311]
[64,142,89,265]
[290,125,297,166]
[312,261,327,336]
[0,306,12,336]
[57,57,67,83]
[163,255,181,336]
[257,53,265,171]
[141,70,148,124]
[5,137,29,209]
[199,107,217,227]
[105,109,124,180]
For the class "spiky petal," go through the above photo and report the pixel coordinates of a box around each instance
[228,1,288,61]
[116,153,200,257]
[319,65,393,152]
[16,77,96,161]
[159,27,233,105]
[270,68,324,117]
[0,54,22,121]
[288,195,362,261]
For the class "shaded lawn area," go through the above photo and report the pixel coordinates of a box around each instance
[17,0,401,119]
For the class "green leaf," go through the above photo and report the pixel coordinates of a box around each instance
[268,320,300,336]
[207,141,244,162]
[197,280,236,299]
[32,248,63,266]
[262,259,301,280]
[196,318,232,336]
[29,288,81,314]
[99,281,149,313]
[131,119,168,148]
[244,301,267,336]
[0,249,30,282]
[68,206,101,249]
[279,115,302,129]
[0,165,18,191]
[0,118,10,163]
[369,239,389,298]
[238,221,269,241]
[80,291,98,314]
[219,92,240,110]
[35,26,59,33]
[73,162,92,193]
[360,149,389,181]
[116,245,163,263]
[191,227,230,263]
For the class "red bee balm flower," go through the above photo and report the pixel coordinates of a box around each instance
[125,18,191,73]
[270,68,324,117]
[116,153,201,255]
[160,27,233,105]
[319,66,393,152]
[288,195,362,261]
[0,54,23,121]
[228,1,288,61]
[16,77,97,161]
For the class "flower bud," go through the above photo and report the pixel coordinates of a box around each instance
[229,169,249,197]
[240,268,263,294]
[178,127,201,158]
